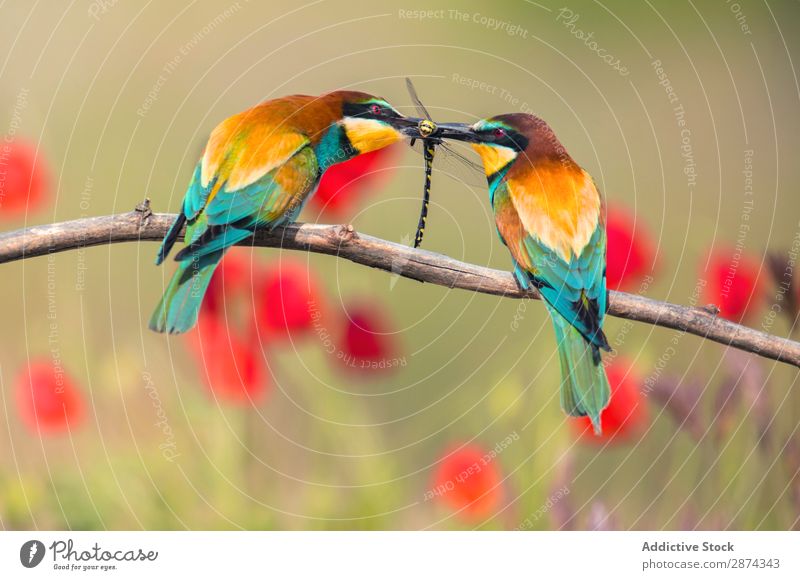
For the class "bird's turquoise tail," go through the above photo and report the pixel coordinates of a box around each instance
[547,304,610,434]
[148,249,224,334]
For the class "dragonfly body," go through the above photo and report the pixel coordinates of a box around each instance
[405,81,440,249]
[405,80,485,249]
[417,119,437,138]
[413,126,439,248]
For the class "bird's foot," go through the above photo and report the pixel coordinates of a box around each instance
[512,266,531,293]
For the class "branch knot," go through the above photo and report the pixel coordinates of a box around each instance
[334,224,358,244]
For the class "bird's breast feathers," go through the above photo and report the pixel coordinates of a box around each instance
[504,164,601,262]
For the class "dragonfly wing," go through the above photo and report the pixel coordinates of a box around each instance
[408,139,485,187]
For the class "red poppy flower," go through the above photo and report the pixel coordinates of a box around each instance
[572,358,648,443]
[190,315,268,404]
[309,145,399,217]
[187,250,270,403]
[605,204,657,291]
[15,358,84,434]
[0,139,50,218]
[702,248,764,323]
[256,259,322,342]
[431,444,503,521]
[336,302,400,373]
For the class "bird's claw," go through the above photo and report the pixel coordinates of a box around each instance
[513,275,528,293]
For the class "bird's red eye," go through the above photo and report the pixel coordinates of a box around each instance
[370,104,382,115]
[493,128,506,138]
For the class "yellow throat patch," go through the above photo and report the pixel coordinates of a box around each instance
[341,117,403,155]
[471,143,518,176]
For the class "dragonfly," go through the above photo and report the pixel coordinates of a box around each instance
[405,78,483,249]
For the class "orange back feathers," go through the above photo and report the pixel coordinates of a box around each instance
[200,91,374,192]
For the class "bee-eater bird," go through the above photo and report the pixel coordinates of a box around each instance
[150,91,421,334]
[437,115,611,433]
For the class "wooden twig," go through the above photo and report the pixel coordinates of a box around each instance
[1,209,798,368]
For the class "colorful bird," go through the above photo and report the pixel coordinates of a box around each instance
[150,91,421,334]
[437,114,611,433]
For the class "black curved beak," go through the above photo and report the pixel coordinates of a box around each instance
[431,122,478,143]
[385,118,479,141]
[385,115,428,138]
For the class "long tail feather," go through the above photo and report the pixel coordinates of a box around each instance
[547,303,610,435]
[149,249,224,334]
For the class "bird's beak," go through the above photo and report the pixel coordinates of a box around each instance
[432,122,478,143]
[384,115,428,138]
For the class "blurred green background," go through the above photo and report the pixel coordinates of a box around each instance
[1,0,799,530]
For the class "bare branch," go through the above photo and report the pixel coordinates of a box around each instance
[1,209,798,368]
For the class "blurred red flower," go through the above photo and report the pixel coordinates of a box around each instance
[0,139,50,218]
[703,248,764,323]
[256,259,322,342]
[309,145,399,217]
[431,444,502,521]
[185,250,270,403]
[15,358,84,434]
[605,204,657,291]
[572,358,648,443]
[336,303,400,373]
[201,250,256,323]
[190,315,268,404]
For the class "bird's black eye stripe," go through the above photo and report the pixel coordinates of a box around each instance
[343,101,392,119]
[477,126,528,152]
